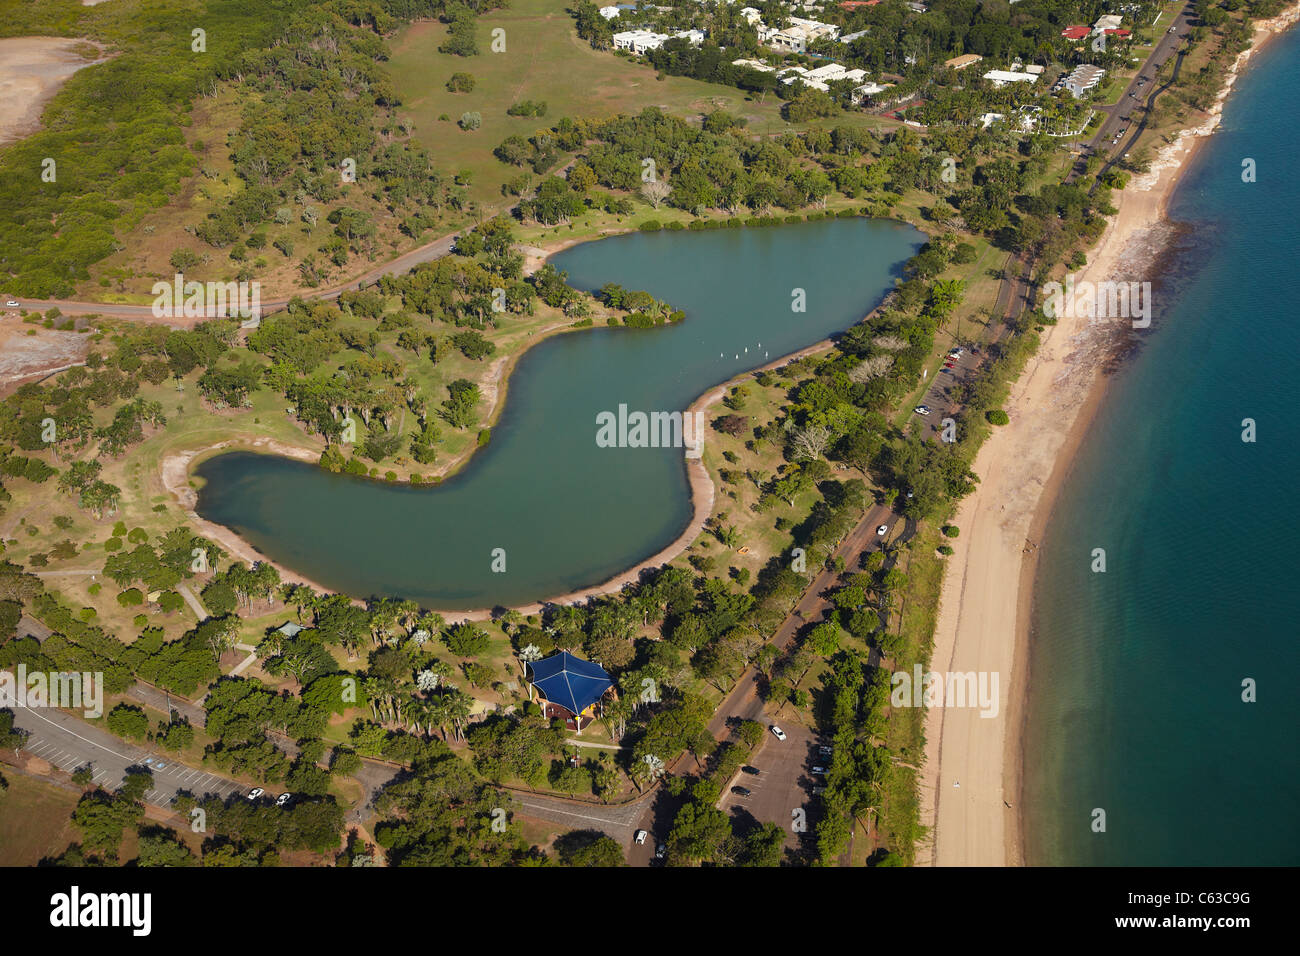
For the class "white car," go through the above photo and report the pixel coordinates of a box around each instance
[634,829,648,845]
[247,787,265,800]
[876,525,889,536]
[4,300,17,307]
[276,792,292,806]
[771,725,787,741]
[914,405,931,416]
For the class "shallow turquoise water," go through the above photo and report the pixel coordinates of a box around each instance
[195,218,922,608]
[1022,29,1300,865]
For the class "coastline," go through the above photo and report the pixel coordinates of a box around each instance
[920,4,1300,868]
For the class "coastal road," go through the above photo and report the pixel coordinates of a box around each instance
[1071,3,1194,181]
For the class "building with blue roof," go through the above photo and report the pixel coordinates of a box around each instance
[527,651,615,730]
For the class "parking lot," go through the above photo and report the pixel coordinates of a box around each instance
[718,723,824,854]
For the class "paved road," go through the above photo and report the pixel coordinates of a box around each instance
[1071,4,1194,181]
[9,704,248,806]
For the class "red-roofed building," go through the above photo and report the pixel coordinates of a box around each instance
[1061,25,1090,40]
[840,0,880,7]
[1105,28,1133,37]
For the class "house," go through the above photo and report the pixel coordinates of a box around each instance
[761,17,840,53]
[851,80,893,104]
[1061,63,1106,98]
[1093,14,1124,33]
[803,62,848,82]
[598,5,620,18]
[527,651,615,731]
[731,57,775,72]
[984,69,1039,87]
[839,29,870,44]
[1104,28,1132,38]
[1024,64,1045,75]
[785,76,831,91]
[944,53,983,71]
[739,6,763,25]
[613,29,669,54]
[979,112,1005,129]
[839,0,879,8]
[673,29,707,46]
[1061,25,1091,40]
[905,1,928,10]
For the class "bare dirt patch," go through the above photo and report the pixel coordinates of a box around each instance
[0,37,106,147]
[0,314,89,395]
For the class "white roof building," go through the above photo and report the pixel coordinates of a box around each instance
[598,5,620,18]
[613,30,669,54]
[1093,14,1123,32]
[1061,63,1106,98]
[984,69,1039,86]
[840,29,869,44]
[761,17,840,53]
[731,58,775,72]
[803,63,848,82]
[673,29,706,46]
[851,81,892,104]
[739,7,763,25]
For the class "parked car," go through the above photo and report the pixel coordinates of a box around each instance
[4,300,19,308]
[731,786,752,797]
[914,405,931,416]
[634,829,648,845]
[741,765,760,776]
[811,766,827,776]
[818,745,833,756]
[247,788,264,800]
[812,786,825,795]
[771,725,787,741]
[276,792,292,807]
[655,843,667,860]
[876,524,889,536]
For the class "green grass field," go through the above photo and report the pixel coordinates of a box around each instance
[388,0,895,210]
[0,772,80,865]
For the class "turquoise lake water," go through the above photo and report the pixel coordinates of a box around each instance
[194,218,922,609]
[1022,28,1300,865]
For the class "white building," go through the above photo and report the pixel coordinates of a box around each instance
[613,30,669,54]
[983,69,1039,87]
[739,7,763,25]
[598,5,620,18]
[803,63,848,82]
[731,57,775,72]
[1061,63,1106,98]
[840,29,869,44]
[1093,14,1124,33]
[673,29,707,46]
[851,81,892,104]
[760,17,840,53]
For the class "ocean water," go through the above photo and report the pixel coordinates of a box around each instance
[1022,27,1300,865]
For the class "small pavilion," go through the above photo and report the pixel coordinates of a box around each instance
[527,651,615,730]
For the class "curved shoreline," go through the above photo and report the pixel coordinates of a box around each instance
[921,3,1300,868]
[161,286,856,621]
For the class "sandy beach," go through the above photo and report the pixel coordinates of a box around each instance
[919,5,1300,867]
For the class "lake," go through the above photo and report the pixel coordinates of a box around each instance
[194,218,923,609]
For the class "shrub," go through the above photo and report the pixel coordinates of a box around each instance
[446,72,476,92]
[458,111,482,131]
[942,525,960,538]
[986,409,1009,426]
